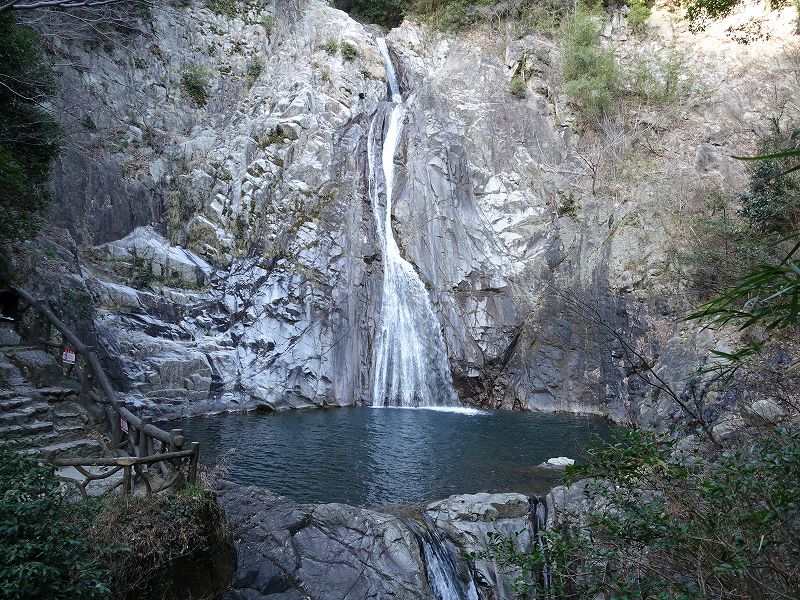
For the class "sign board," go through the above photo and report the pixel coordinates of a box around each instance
[62,347,76,364]
[120,416,128,434]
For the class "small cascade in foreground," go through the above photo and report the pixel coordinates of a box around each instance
[368,38,458,408]
[530,496,550,593]
[411,515,480,600]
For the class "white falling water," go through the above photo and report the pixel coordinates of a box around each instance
[415,515,480,600]
[369,39,458,408]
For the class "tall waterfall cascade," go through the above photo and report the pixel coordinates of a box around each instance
[368,39,459,408]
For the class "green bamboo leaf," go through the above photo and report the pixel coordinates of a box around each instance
[731,148,800,161]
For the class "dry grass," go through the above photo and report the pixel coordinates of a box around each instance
[87,483,233,600]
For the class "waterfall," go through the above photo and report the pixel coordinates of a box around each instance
[412,515,480,600]
[530,496,550,594]
[368,38,458,408]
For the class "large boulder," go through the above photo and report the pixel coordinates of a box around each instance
[218,483,431,600]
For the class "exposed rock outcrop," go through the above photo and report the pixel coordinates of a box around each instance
[219,482,431,600]
[219,482,556,600]
[14,0,799,425]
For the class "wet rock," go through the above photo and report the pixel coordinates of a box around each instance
[218,482,431,600]
[425,493,535,599]
[538,456,575,468]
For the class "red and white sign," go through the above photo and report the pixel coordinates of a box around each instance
[62,347,76,364]
[120,417,128,434]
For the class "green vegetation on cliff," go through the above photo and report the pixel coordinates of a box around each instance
[561,3,619,118]
[0,14,59,254]
[335,0,796,31]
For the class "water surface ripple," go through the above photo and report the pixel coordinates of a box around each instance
[179,408,617,505]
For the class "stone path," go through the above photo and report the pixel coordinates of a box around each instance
[0,327,104,460]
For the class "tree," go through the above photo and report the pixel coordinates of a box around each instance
[0,0,133,12]
[476,428,800,599]
[0,12,59,258]
[682,0,792,31]
[687,144,800,377]
[332,0,405,27]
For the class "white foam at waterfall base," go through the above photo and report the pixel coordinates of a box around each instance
[367,406,489,416]
[369,39,459,409]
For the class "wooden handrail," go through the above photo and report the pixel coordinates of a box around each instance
[52,446,196,467]
[54,442,201,496]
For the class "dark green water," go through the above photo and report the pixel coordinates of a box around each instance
[178,407,618,505]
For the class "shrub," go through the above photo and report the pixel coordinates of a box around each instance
[0,446,107,600]
[683,192,776,300]
[433,0,478,31]
[516,0,571,36]
[508,76,526,98]
[562,3,619,119]
[557,194,578,219]
[340,41,358,61]
[626,0,651,33]
[90,485,234,600]
[260,13,277,31]
[180,62,212,106]
[245,57,264,87]
[332,0,405,27]
[624,51,689,105]
[81,114,97,130]
[475,427,800,599]
[324,38,338,54]
[203,0,239,18]
[796,0,800,33]
[739,156,800,233]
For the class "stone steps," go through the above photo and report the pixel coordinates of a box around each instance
[54,422,88,435]
[0,344,40,354]
[0,420,55,440]
[0,402,51,425]
[0,395,34,411]
[0,340,104,462]
[0,389,20,401]
[23,438,103,460]
[38,386,79,402]
[4,431,60,450]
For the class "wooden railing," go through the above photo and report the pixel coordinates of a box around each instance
[9,285,200,496]
[52,444,200,497]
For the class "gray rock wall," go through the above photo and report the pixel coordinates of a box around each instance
[20,0,796,423]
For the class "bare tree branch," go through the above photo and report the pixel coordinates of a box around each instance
[552,285,723,448]
[1,0,135,12]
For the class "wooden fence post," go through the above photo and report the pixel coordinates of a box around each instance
[9,286,202,489]
[169,429,184,451]
[111,410,121,448]
[139,415,151,460]
[122,462,132,495]
[188,442,200,485]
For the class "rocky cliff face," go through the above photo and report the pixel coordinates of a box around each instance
[18,0,799,423]
[219,481,546,600]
